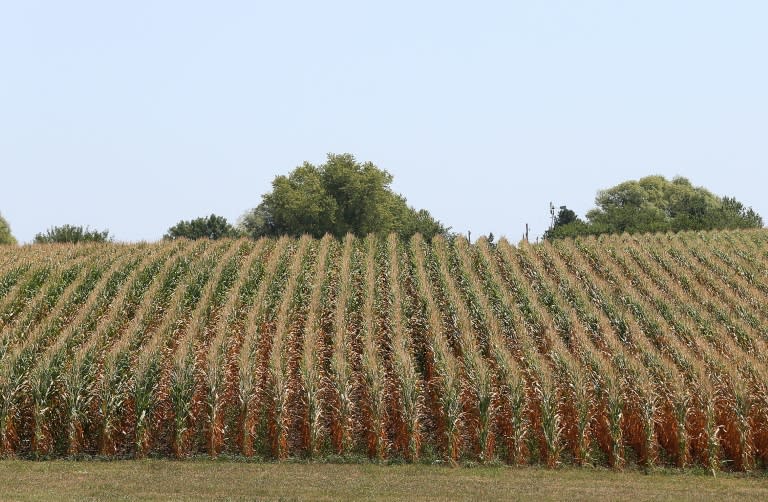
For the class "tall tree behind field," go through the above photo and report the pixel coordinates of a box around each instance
[239,153,447,239]
[547,176,763,239]
[0,213,16,245]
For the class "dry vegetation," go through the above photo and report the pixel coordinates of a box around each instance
[0,230,767,472]
[1,460,767,501]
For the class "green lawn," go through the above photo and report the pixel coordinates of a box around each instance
[0,460,766,501]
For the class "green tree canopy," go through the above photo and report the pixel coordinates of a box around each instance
[543,206,594,240]
[547,176,763,239]
[164,214,241,240]
[239,153,447,239]
[0,213,16,245]
[34,225,111,244]
[554,206,578,227]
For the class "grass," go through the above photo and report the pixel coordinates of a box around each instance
[0,459,767,501]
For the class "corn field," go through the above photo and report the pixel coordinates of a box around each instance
[0,230,767,470]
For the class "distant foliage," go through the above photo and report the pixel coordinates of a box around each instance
[0,213,16,245]
[544,207,593,240]
[34,224,111,244]
[164,214,240,240]
[547,176,763,239]
[239,153,447,239]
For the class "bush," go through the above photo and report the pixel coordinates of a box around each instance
[164,214,241,240]
[34,225,111,244]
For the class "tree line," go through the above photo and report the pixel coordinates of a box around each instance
[1,159,763,246]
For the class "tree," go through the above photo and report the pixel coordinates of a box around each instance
[543,206,593,240]
[717,197,763,229]
[0,213,16,245]
[554,206,578,227]
[238,204,274,239]
[240,153,447,239]
[34,225,111,244]
[164,214,241,240]
[546,176,763,239]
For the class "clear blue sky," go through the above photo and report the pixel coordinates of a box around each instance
[2,1,766,243]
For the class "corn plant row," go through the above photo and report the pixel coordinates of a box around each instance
[565,235,763,470]
[0,231,765,470]
[236,237,291,456]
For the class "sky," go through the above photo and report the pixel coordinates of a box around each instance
[1,1,767,243]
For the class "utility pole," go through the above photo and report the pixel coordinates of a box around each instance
[467,230,471,243]
[525,223,529,243]
[549,202,556,230]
